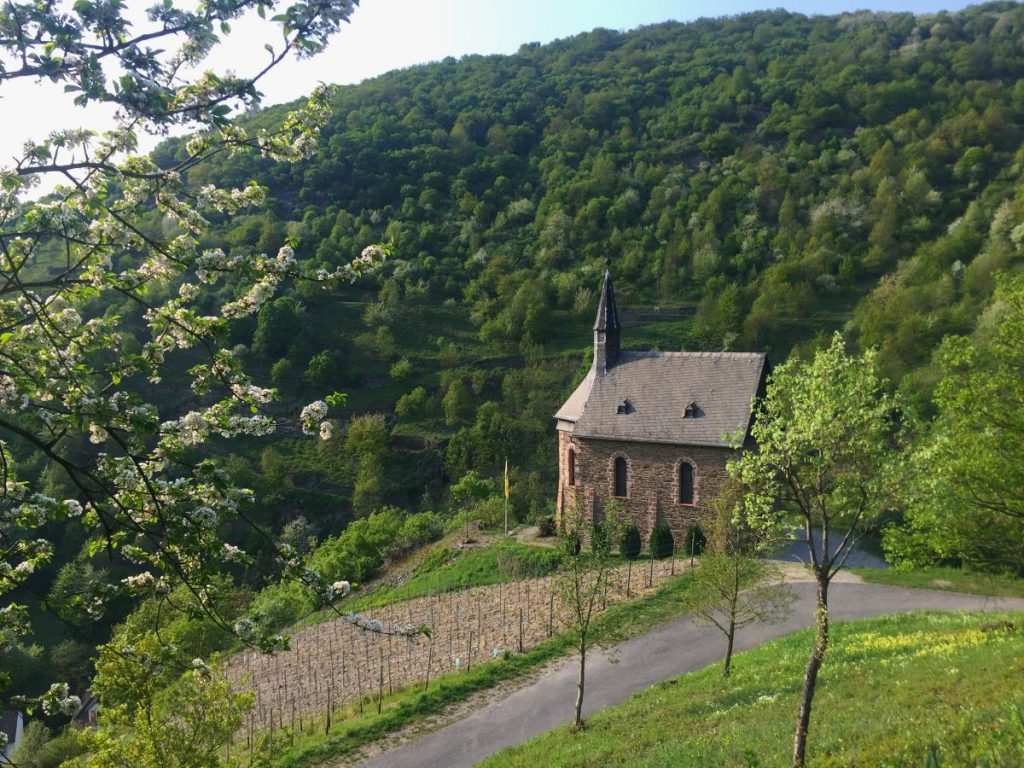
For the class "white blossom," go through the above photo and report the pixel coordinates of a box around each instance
[329,580,351,600]
[300,400,329,435]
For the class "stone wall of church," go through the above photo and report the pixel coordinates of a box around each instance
[557,429,732,552]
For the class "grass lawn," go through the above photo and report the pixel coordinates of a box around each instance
[347,540,564,611]
[270,568,701,768]
[481,611,1024,768]
[852,566,1024,599]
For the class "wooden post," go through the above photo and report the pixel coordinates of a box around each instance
[627,560,632,598]
[467,630,473,672]
[424,631,435,691]
[325,680,332,735]
[518,606,524,653]
[387,632,393,695]
[355,647,364,715]
[377,646,384,715]
[648,551,655,589]
[548,590,554,637]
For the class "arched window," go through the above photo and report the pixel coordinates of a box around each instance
[614,456,628,497]
[679,462,695,504]
[568,448,576,487]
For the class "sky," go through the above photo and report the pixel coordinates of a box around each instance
[1,0,979,175]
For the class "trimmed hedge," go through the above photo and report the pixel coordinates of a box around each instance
[620,524,642,560]
[649,524,675,559]
[684,525,707,557]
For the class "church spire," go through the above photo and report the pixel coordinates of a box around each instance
[593,268,620,376]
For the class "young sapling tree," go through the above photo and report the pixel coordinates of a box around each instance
[558,498,624,731]
[731,333,902,768]
[684,480,794,677]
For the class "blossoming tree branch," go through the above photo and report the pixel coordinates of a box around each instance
[0,0,415,716]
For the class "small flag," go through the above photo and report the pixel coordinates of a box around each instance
[504,459,510,499]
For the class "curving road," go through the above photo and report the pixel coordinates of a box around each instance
[356,580,1024,768]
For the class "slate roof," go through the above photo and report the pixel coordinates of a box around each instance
[556,350,767,448]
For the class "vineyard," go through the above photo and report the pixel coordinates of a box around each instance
[224,555,688,744]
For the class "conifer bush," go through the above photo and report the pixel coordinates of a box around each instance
[685,525,707,557]
[620,524,642,560]
[650,524,675,559]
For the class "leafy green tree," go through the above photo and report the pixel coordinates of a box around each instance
[305,350,339,388]
[731,334,902,768]
[344,414,390,517]
[254,296,306,358]
[395,386,430,421]
[887,274,1024,573]
[443,378,474,426]
[79,668,253,768]
[389,357,414,381]
[450,470,494,543]
[271,357,296,388]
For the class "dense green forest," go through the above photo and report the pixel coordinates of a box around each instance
[11,0,1024,722]
[177,0,1024,525]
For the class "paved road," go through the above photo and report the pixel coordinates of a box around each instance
[357,582,1024,768]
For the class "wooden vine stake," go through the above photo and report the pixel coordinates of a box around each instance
[518,606,524,653]
[377,645,385,715]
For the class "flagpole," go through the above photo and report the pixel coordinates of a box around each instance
[504,459,509,537]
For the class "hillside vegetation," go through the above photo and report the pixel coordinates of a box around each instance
[13,0,1024,736]
[481,611,1024,767]
[153,1,1024,528]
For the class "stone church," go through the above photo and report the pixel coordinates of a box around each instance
[554,270,768,546]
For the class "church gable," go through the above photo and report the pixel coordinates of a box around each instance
[554,271,767,448]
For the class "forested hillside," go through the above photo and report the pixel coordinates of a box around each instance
[153,1,1024,524]
[11,1,1024,716]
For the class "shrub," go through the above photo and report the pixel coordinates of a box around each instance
[395,386,429,419]
[304,350,338,387]
[389,357,413,381]
[270,357,294,388]
[397,511,444,553]
[250,579,315,632]
[649,524,675,559]
[12,722,86,768]
[684,525,707,557]
[308,506,404,583]
[620,524,642,560]
[537,516,556,537]
[591,522,609,553]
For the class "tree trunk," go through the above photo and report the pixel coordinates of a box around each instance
[724,557,740,677]
[792,576,830,768]
[574,641,587,730]
[724,618,736,677]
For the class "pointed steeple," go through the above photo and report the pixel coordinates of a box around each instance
[593,268,621,376]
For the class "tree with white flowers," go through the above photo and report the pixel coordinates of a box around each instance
[0,0,389,714]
